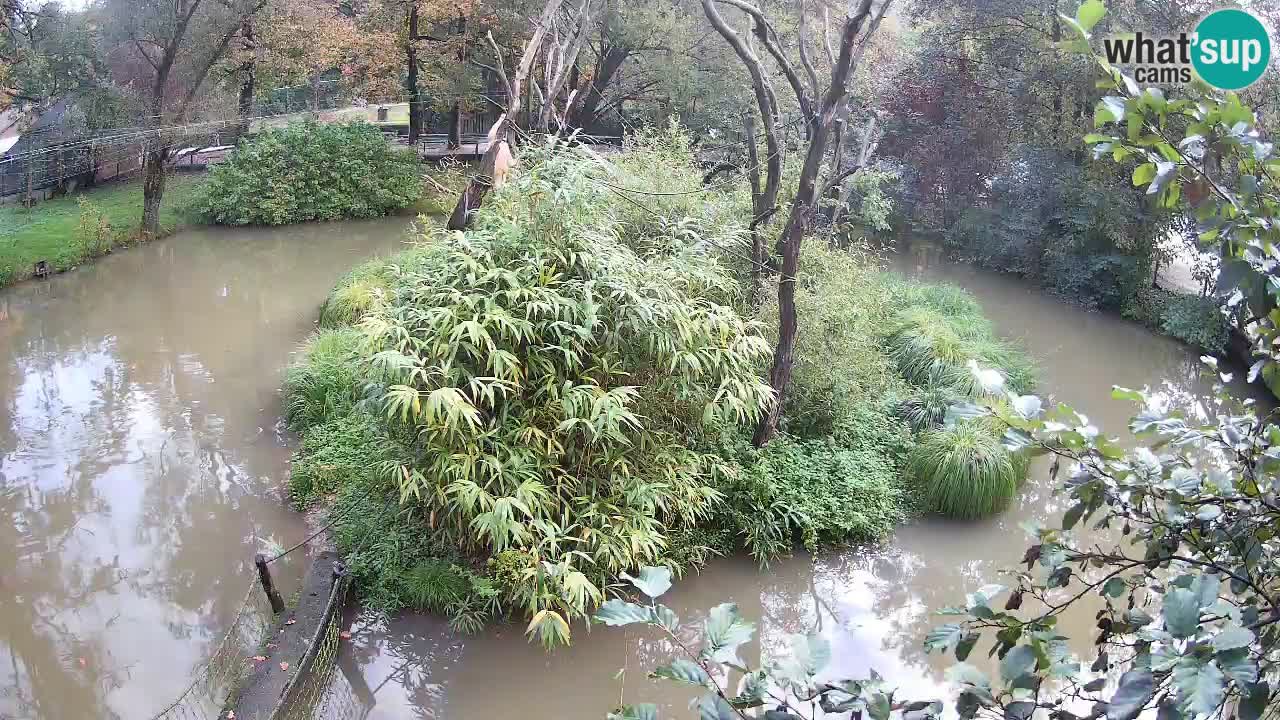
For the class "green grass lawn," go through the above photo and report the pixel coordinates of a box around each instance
[0,173,202,287]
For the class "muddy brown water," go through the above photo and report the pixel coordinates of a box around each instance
[0,218,413,719]
[1,228,1266,720]
[322,246,1271,720]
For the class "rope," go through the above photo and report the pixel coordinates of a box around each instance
[263,483,379,565]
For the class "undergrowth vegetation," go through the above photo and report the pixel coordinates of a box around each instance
[1122,287,1230,354]
[194,121,423,225]
[283,128,1036,644]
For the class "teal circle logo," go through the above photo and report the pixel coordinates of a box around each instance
[1192,8,1272,90]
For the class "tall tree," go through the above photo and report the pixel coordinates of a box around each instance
[447,0,597,230]
[104,0,268,236]
[702,0,892,445]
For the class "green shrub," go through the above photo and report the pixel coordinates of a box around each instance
[329,480,449,610]
[897,367,964,432]
[194,121,423,225]
[1120,286,1171,327]
[882,281,1037,396]
[1159,293,1229,354]
[288,413,385,507]
[299,140,771,647]
[762,246,902,439]
[402,560,501,634]
[713,424,907,562]
[890,280,986,320]
[909,422,1027,519]
[282,328,370,430]
[319,257,394,327]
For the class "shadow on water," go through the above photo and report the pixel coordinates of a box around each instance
[0,217,413,719]
[324,242,1272,720]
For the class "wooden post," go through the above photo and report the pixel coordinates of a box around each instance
[255,553,286,613]
[25,153,33,208]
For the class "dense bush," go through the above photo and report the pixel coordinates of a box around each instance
[194,121,423,225]
[282,328,372,429]
[284,132,1032,642]
[874,276,1034,517]
[1159,293,1229,354]
[909,421,1027,519]
[709,394,913,561]
[1122,287,1230,353]
[288,138,773,646]
[760,245,904,439]
[882,277,1038,397]
[933,147,1164,313]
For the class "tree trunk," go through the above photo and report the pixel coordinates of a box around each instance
[751,0,883,446]
[743,109,766,297]
[141,145,168,237]
[752,129,830,446]
[447,137,509,229]
[447,14,467,149]
[236,19,255,140]
[821,117,846,230]
[447,103,462,148]
[406,2,422,144]
[446,0,566,228]
[567,42,626,129]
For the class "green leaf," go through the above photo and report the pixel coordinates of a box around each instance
[1215,647,1258,686]
[703,603,754,664]
[652,658,710,687]
[1210,626,1253,652]
[1063,502,1086,530]
[651,604,680,633]
[696,694,736,720]
[969,584,1007,609]
[1172,656,1225,717]
[1124,609,1154,627]
[1107,667,1155,720]
[1076,0,1106,31]
[1148,162,1177,196]
[730,671,767,709]
[595,599,653,626]
[957,632,980,661]
[925,623,964,653]
[776,633,831,683]
[1001,645,1039,686]
[1103,577,1126,598]
[1006,701,1036,720]
[1239,682,1270,720]
[609,704,658,720]
[1133,162,1157,187]
[868,693,892,720]
[1162,588,1201,638]
[947,662,992,690]
[622,566,672,599]
[1096,96,1127,125]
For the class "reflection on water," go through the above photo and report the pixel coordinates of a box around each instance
[328,246,1271,719]
[0,218,411,719]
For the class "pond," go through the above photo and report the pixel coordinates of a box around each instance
[0,217,412,719]
[1,228,1264,720]
[320,244,1270,720]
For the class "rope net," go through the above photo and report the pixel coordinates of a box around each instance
[146,578,275,720]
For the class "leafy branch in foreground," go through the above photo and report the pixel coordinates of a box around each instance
[600,6,1280,715]
[604,354,1278,720]
[595,566,943,720]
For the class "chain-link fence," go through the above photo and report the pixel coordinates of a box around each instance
[145,578,276,720]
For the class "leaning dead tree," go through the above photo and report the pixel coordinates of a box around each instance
[701,0,893,446]
[446,0,601,230]
[533,0,600,133]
